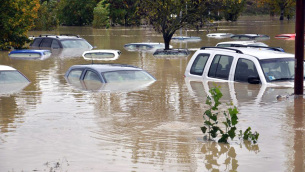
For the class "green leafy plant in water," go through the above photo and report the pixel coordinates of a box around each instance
[201,86,259,144]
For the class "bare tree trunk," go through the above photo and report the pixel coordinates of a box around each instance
[163,33,172,50]
[280,9,285,20]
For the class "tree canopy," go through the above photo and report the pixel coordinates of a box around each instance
[257,0,295,20]
[0,0,40,50]
[57,0,97,26]
[138,0,208,50]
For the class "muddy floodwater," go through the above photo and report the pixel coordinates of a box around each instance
[0,16,304,171]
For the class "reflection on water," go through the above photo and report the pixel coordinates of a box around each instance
[0,18,304,171]
[201,141,259,171]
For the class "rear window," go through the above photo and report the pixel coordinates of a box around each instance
[190,53,210,76]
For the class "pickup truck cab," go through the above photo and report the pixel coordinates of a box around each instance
[184,47,305,87]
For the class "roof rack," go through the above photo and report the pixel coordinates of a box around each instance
[39,34,58,38]
[200,47,243,54]
[60,34,80,38]
[230,45,284,52]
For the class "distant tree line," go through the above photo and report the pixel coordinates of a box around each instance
[0,0,296,50]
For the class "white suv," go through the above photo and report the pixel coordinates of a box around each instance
[184,47,305,87]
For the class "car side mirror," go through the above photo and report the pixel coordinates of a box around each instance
[248,76,260,84]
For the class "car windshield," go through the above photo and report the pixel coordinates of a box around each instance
[61,39,93,49]
[260,58,297,82]
[0,71,29,84]
[102,70,155,83]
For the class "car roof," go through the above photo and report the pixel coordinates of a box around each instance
[33,34,84,40]
[199,47,294,60]
[232,34,268,37]
[0,65,17,71]
[69,64,143,72]
[216,41,267,45]
[9,49,51,55]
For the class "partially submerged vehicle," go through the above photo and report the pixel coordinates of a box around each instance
[124,42,171,52]
[216,41,268,47]
[185,47,305,87]
[171,36,202,42]
[65,64,156,92]
[0,65,30,95]
[82,50,121,61]
[30,34,93,49]
[216,41,284,52]
[65,51,156,91]
[231,34,270,41]
[206,33,234,39]
[275,34,296,40]
[29,34,93,58]
[8,49,51,60]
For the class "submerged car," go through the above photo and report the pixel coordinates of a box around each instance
[216,41,284,52]
[0,65,30,84]
[184,47,305,87]
[231,34,270,41]
[216,41,268,47]
[123,42,172,52]
[65,64,156,91]
[0,65,30,95]
[30,34,93,49]
[82,50,121,61]
[206,33,234,39]
[65,64,156,83]
[8,49,51,60]
[171,36,202,42]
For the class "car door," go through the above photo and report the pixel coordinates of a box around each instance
[40,38,53,48]
[83,69,103,82]
[207,54,234,80]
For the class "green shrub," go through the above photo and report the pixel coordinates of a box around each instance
[201,86,259,144]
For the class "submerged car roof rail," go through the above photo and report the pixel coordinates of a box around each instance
[60,34,80,38]
[230,45,285,52]
[39,34,58,38]
[200,47,243,54]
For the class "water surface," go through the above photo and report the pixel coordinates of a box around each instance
[0,17,304,171]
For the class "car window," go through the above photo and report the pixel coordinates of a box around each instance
[103,70,155,83]
[208,54,233,80]
[260,58,295,81]
[190,53,210,76]
[31,38,43,47]
[234,59,259,82]
[61,39,92,49]
[51,40,60,49]
[84,70,101,82]
[40,38,53,48]
[240,37,250,40]
[0,71,29,84]
[216,44,231,47]
[67,69,82,80]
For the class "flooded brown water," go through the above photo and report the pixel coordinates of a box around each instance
[0,16,304,171]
